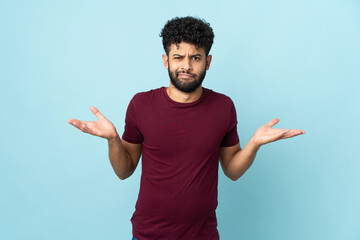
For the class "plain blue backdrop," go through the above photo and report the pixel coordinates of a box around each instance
[1,0,359,239]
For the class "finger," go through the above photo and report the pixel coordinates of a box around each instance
[68,119,81,126]
[81,123,93,134]
[263,129,289,143]
[282,129,306,139]
[69,119,84,130]
[77,122,94,134]
[68,119,91,133]
[267,118,280,128]
[278,129,290,137]
[90,106,105,120]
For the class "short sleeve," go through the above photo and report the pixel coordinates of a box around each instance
[220,99,240,147]
[121,97,143,144]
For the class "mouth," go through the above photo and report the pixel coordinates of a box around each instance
[177,73,196,79]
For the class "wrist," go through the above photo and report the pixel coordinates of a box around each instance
[107,132,120,143]
[249,136,262,151]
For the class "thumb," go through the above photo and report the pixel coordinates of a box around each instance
[90,106,105,120]
[267,118,280,127]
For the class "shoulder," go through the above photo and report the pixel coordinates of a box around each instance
[130,87,164,103]
[204,88,235,107]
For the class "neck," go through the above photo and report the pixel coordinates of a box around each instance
[166,84,203,103]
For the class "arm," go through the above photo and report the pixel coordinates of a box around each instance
[68,106,141,180]
[220,141,259,181]
[108,135,142,180]
[220,118,305,181]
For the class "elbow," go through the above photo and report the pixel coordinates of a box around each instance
[229,176,240,181]
[114,170,129,180]
[226,172,242,181]
[117,172,131,180]
[118,175,128,180]
[225,167,248,181]
[115,164,135,180]
[225,172,237,181]
[117,169,134,180]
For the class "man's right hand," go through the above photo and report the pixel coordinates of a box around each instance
[68,106,118,140]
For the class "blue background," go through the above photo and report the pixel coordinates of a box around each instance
[1,0,359,239]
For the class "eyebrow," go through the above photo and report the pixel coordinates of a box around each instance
[172,54,202,57]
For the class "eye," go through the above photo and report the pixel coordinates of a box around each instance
[193,56,201,61]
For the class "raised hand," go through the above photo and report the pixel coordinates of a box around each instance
[68,106,118,140]
[252,118,305,147]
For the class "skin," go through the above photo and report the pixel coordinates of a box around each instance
[67,42,305,181]
[162,42,212,101]
[68,106,141,180]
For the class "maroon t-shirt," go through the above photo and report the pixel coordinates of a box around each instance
[122,86,239,240]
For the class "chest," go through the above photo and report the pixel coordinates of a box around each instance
[137,105,228,154]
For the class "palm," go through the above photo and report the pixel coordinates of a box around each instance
[68,106,118,140]
[253,118,305,146]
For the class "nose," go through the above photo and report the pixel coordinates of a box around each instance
[182,57,192,71]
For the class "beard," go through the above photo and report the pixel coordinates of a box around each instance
[167,64,207,93]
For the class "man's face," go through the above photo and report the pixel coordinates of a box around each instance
[162,42,212,93]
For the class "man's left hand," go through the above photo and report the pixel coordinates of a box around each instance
[251,118,305,148]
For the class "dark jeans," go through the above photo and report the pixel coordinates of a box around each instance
[132,237,137,240]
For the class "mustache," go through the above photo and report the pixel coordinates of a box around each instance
[176,71,196,77]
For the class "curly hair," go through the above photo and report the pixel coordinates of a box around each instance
[160,16,214,56]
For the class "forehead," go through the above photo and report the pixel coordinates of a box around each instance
[168,42,205,55]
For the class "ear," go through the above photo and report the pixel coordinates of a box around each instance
[162,54,169,69]
[205,55,212,70]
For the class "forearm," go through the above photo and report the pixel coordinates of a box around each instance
[107,134,134,180]
[226,138,260,181]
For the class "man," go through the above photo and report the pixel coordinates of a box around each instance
[68,16,305,240]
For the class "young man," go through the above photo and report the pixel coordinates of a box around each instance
[68,16,305,240]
